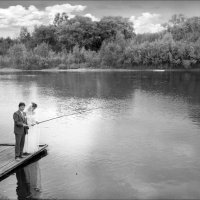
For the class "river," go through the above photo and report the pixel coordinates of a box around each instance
[0,71,200,199]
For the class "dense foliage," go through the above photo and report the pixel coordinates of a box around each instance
[0,14,200,70]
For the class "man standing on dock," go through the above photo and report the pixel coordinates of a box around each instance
[13,102,29,161]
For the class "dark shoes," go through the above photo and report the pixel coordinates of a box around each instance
[15,152,31,161]
[16,154,28,159]
[15,157,21,161]
[23,152,30,156]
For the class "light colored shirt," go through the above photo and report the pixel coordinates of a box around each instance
[20,111,25,120]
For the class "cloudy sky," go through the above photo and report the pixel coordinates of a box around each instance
[0,0,200,38]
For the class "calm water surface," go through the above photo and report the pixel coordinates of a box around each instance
[0,71,200,199]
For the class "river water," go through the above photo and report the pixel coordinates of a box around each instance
[0,71,200,199]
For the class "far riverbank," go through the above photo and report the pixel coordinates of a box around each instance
[0,67,200,73]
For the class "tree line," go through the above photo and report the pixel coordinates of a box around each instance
[0,13,200,70]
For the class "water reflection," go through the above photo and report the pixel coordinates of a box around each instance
[0,71,200,199]
[0,72,136,99]
[2,71,200,128]
[1,71,200,102]
[16,161,41,199]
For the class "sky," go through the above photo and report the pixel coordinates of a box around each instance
[0,1,200,38]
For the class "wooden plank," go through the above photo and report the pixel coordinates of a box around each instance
[0,146,11,153]
[0,144,48,178]
[0,151,15,169]
[0,144,46,147]
[0,151,14,163]
[0,147,14,156]
[0,148,14,165]
[0,146,47,171]
[0,153,43,176]
[0,160,16,172]
[0,147,14,157]
[0,146,8,151]
[0,160,15,170]
[0,144,15,146]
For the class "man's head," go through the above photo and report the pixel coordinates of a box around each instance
[18,102,25,111]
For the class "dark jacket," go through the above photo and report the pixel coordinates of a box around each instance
[13,110,28,135]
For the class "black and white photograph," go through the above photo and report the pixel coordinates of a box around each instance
[0,0,200,199]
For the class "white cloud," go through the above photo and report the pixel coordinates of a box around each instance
[84,13,99,21]
[0,4,165,38]
[45,4,86,23]
[0,3,86,38]
[129,12,165,34]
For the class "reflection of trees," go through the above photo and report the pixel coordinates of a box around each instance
[12,71,199,101]
[135,71,200,126]
[14,72,137,100]
[9,71,200,126]
[189,108,200,125]
[133,71,199,101]
[44,72,137,99]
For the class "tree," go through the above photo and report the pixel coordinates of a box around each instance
[0,37,15,55]
[134,32,164,44]
[166,16,200,42]
[32,25,59,51]
[97,16,135,41]
[8,44,27,67]
[19,27,31,44]
[56,15,101,51]
[169,14,186,26]
[53,12,69,27]
[99,32,127,68]
[34,43,50,58]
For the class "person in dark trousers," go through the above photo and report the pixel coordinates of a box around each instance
[13,102,29,161]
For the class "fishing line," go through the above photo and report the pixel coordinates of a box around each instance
[37,105,115,125]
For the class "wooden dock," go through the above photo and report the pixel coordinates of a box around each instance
[0,144,48,180]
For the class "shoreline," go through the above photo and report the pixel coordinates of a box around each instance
[0,67,200,72]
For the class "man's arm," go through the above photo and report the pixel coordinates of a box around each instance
[13,112,24,127]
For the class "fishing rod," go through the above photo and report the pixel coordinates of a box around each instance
[37,105,114,125]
